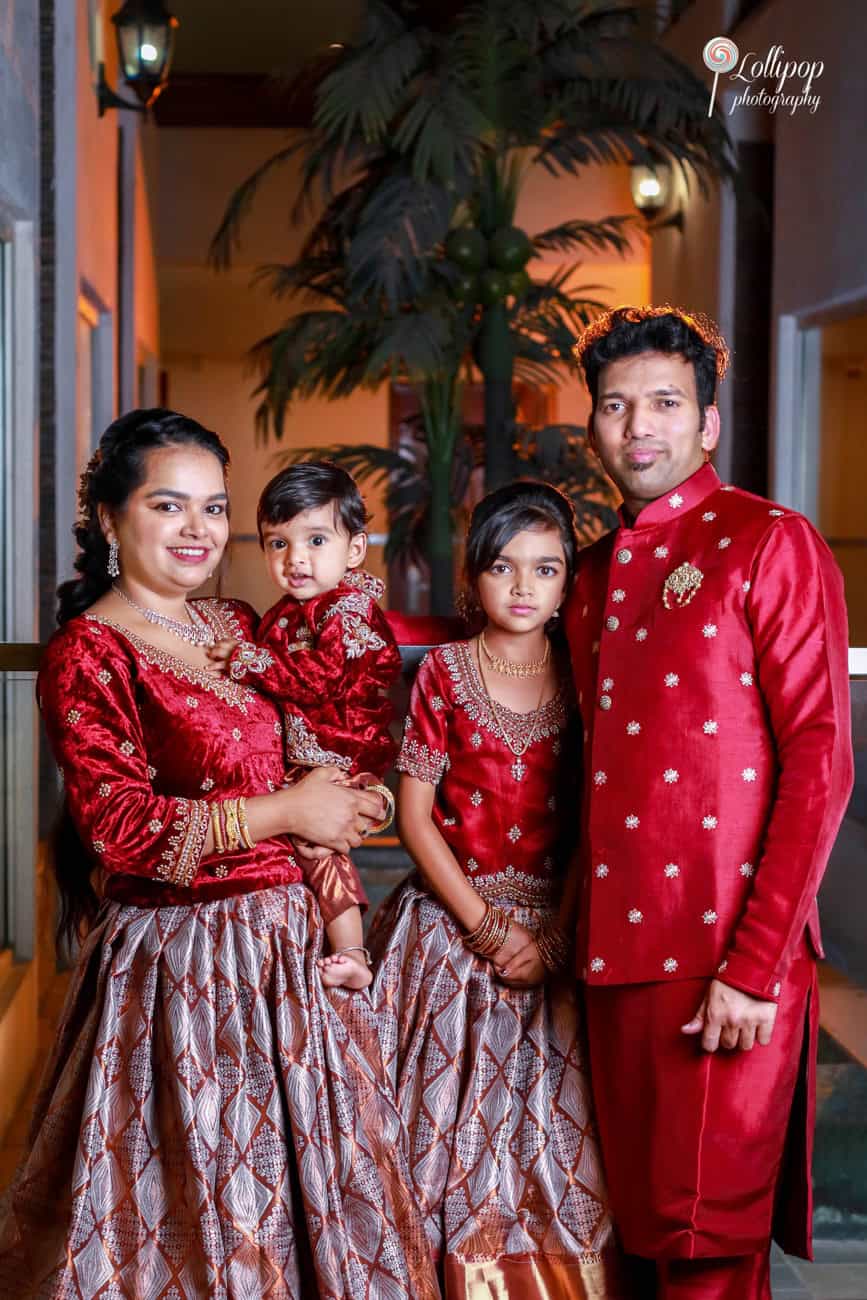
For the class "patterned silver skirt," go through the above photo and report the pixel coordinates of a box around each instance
[369,877,627,1298]
[0,885,437,1300]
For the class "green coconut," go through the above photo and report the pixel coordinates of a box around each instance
[444,228,488,272]
[478,268,509,306]
[488,226,533,272]
[451,271,478,303]
[505,268,531,299]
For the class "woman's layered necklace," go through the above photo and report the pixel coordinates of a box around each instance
[112,583,215,647]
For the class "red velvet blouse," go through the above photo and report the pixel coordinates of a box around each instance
[395,641,577,907]
[38,599,303,907]
[226,573,402,778]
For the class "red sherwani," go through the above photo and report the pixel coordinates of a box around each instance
[565,465,853,1283]
[227,571,402,922]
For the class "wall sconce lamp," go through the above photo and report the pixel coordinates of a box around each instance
[98,0,178,116]
[629,162,684,233]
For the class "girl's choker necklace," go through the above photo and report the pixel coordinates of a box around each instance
[479,629,550,678]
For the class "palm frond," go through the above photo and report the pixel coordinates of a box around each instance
[208,137,308,271]
[250,259,348,307]
[314,3,426,147]
[392,73,491,185]
[345,174,455,307]
[532,214,635,256]
[272,441,411,487]
[515,422,619,543]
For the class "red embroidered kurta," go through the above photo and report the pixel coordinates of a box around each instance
[396,641,575,904]
[38,599,302,906]
[565,463,854,999]
[228,575,402,779]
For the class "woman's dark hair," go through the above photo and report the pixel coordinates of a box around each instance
[57,408,230,626]
[256,460,369,545]
[464,479,580,603]
[52,408,229,954]
[573,305,730,424]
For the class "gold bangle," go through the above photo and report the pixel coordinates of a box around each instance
[237,795,256,849]
[223,797,242,853]
[464,902,511,957]
[365,783,395,835]
[536,920,569,973]
[210,801,225,855]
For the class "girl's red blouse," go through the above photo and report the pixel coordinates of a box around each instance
[396,641,577,906]
[38,598,302,907]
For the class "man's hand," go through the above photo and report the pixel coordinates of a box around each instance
[682,978,778,1052]
[205,638,237,674]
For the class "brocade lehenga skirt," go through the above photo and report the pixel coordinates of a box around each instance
[0,884,437,1300]
[368,876,627,1299]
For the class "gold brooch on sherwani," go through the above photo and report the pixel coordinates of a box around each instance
[662,561,704,609]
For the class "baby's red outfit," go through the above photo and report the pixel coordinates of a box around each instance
[228,571,402,923]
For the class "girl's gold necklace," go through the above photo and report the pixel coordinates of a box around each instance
[479,628,550,678]
[475,639,551,780]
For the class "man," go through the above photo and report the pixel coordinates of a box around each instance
[565,306,853,1298]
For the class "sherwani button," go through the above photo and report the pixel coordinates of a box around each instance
[599,694,613,710]
[606,616,620,631]
[616,548,632,564]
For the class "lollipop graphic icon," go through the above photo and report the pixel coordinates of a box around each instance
[703,37,739,116]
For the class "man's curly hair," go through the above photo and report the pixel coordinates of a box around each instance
[572,305,730,417]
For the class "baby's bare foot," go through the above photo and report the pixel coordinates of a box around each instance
[318,953,372,990]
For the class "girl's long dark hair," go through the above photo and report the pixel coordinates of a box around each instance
[52,409,230,952]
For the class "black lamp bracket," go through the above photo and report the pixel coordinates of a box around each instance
[97,62,146,117]
[644,208,685,234]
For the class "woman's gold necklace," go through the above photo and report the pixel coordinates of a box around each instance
[475,639,551,779]
[479,628,550,678]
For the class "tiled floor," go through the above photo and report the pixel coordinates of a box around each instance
[773,1241,867,1299]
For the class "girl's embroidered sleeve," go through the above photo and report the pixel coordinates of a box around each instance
[395,652,450,785]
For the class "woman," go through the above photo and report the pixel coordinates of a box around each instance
[0,410,436,1299]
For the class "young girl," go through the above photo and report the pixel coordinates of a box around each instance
[369,481,625,1297]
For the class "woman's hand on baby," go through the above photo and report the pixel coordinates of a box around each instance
[284,767,382,854]
[205,638,237,674]
[292,837,331,862]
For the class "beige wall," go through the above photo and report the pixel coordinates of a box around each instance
[819,315,867,644]
[135,130,160,364]
[77,0,119,311]
[75,0,160,380]
[157,128,649,607]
